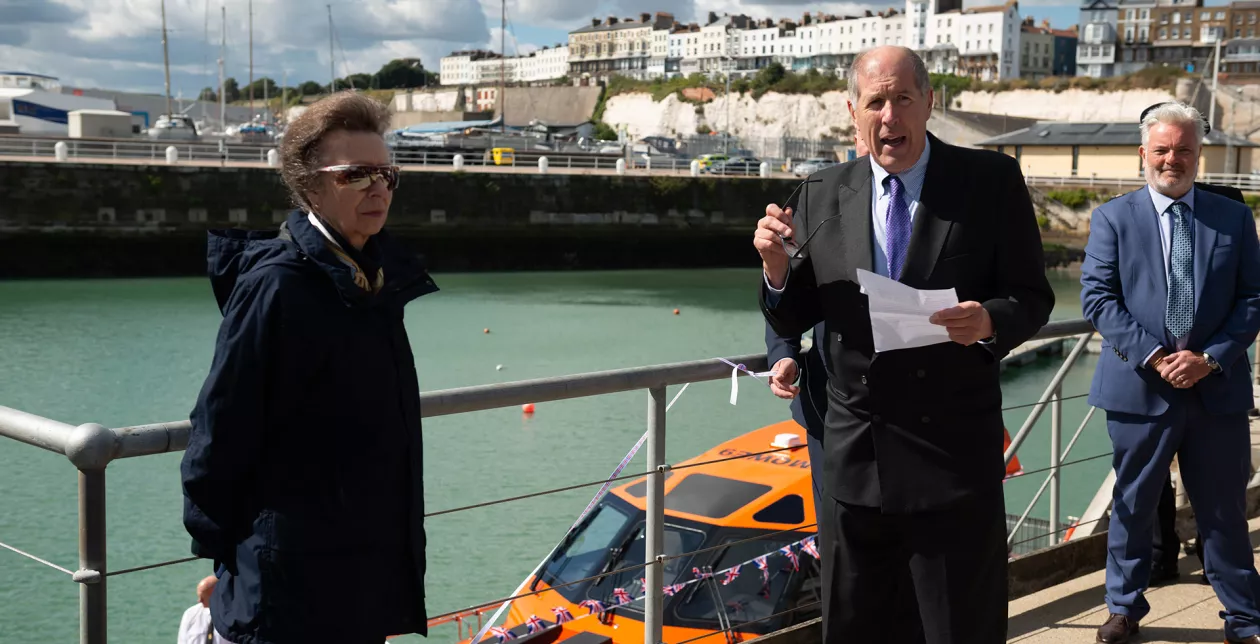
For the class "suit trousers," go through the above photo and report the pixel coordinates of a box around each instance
[817,485,1008,644]
[806,432,925,643]
[1105,394,1260,639]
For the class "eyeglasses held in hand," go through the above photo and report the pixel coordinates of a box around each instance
[316,164,401,192]
[778,178,829,260]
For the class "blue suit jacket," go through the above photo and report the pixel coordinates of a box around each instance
[765,322,828,438]
[1081,187,1260,416]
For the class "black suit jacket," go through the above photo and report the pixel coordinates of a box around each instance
[764,322,828,438]
[760,134,1055,513]
[1196,181,1246,205]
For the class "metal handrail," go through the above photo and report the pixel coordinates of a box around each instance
[0,317,1097,644]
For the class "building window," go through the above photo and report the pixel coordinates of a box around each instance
[1252,13,1258,24]
[1127,9,1136,20]
[1237,28,1243,37]
[1140,26,1149,41]
[1201,11,1210,21]
[1172,13,1181,24]
[1184,27,1191,38]
[1160,27,1167,38]
[1072,146,1079,174]
[1141,9,1150,19]
[1015,145,1023,162]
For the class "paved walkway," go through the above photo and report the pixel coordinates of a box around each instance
[1009,491,1260,643]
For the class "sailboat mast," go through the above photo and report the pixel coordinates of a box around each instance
[219,5,225,134]
[328,5,335,93]
[500,0,506,133]
[161,0,173,119]
[249,0,254,117]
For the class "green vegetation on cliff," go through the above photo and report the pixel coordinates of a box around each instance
[602,64,1185,104]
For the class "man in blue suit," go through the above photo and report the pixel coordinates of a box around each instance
[1081,101,1260,644]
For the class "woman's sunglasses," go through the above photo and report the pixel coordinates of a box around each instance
[316,164,401,191]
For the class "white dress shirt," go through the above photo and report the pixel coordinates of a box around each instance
[765,138,932,291]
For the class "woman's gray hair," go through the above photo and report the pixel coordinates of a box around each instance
[1140,102,1206,147]
[847,47,931,102]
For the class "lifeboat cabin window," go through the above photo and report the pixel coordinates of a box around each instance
[665,473,772,519]
[674,534,822,633]
[752,494,806,524]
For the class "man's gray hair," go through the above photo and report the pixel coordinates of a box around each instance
[847,47,932,102]
[1140,102,1206,147]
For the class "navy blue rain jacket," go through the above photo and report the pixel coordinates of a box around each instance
[180,210,437,644]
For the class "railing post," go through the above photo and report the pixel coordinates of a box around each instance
[1049,383,1062,546]
[79,468,107,644]
[644,386,666,644]
[64,422,114,644]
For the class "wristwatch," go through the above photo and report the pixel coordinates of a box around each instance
[1203,352,1222,374]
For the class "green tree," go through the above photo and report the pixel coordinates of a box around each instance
[338,73,374,90]
[593,122,618,141]
[373,58,431,89]
[297,81,324,95]
[198,87,217,102]
[222,77,241,103]
[242,77,279,100]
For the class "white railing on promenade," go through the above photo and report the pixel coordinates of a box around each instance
[0,319,1121,644]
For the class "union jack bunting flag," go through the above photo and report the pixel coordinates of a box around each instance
[692,566,712,580]
[613,587,633,605]
[801,536,821,560]
[551,607,574,623]
[488,626,517,642]
[578,599,605,615]
[753,555,770,583]
[662,583,686,597]
[780,544,799,571]
[722,565,741,586]
[525,615,546,634]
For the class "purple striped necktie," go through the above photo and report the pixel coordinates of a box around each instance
[885,175,912,281]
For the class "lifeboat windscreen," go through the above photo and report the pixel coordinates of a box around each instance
[534,495,820,635]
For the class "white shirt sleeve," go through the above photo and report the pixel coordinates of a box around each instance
[177,604,213,644]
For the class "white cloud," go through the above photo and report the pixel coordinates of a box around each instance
[2,0,490,94]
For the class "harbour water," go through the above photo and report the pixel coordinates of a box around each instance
[0,268,1103,644]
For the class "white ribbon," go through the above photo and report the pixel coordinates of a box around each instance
[716,358,777,406]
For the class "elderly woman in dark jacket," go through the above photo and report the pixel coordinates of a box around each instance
[180,91,435,644]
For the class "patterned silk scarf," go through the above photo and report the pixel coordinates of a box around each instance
[307,213,385,294]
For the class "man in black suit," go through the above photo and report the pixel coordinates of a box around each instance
[754,46,1054,643]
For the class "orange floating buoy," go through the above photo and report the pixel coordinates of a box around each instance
[483,328,490,334]
[522,403,536,414]
[673,308,680,315]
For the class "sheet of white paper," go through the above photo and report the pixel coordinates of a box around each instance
[856,268,960,353]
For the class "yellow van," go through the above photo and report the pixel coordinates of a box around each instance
[491,147,516,166]
[697,153,729,169]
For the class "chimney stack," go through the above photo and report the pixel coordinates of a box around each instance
[708,11,718,24]
[1041,18,1051,28]
[607,16,618,25]
[592,18,601,27]
[641,12,651,24]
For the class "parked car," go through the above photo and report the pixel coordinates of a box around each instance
[704,157,764,176]
[792,158,838,177]
[696,153,730,170]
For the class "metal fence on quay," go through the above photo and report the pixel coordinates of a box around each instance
[0,319,1134,644]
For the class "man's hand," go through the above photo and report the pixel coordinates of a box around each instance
[1161,351,1213,389]
[754,204,793,289]
[768,358,800,400]
[929,302,994,346]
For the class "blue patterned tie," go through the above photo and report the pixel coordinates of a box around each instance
[1165,201,1194,339]
[885,175,912,281]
